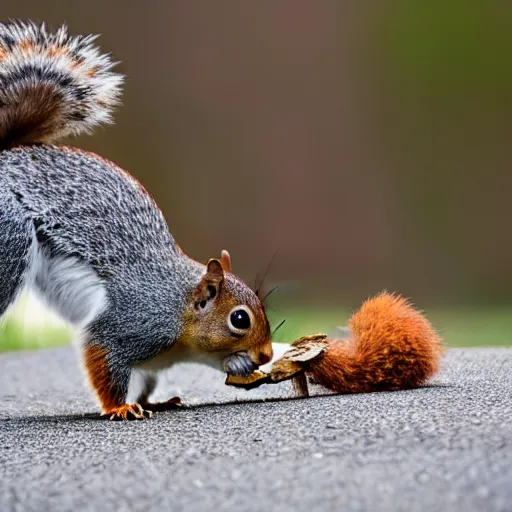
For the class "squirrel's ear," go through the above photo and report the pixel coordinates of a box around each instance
[206,258,224,278]
[193,259,225,309]
[220,250,232,273]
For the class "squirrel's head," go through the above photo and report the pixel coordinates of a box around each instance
[179,251,273,376]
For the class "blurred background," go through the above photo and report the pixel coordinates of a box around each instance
[1,0,511,350]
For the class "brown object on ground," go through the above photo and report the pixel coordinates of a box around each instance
[225,334,329,393]
[225,371,271,389]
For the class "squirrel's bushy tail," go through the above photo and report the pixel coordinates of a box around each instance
[0,20,123,150]
[309,292,443,393]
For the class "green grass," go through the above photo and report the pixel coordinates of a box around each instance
[1,296,511,352]
[0,294,72,353]
[0,319,71,352]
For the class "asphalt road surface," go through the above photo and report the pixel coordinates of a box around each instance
[0,346,511,512]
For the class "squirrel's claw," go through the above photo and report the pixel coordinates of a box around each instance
[105,403,153,421]
[105,398,182,420]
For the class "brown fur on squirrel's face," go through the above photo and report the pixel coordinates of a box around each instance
[178,256,273,376]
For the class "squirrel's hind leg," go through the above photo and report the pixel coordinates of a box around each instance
[82,344,153,420]
[136,372,183,413]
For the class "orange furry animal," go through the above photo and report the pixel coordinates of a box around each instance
[308,293,443,394]
[227,292,443,396]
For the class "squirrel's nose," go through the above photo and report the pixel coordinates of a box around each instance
[248,345,273,367]
[258,352,272,365]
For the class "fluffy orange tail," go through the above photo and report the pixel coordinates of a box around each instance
[308,292,443,393]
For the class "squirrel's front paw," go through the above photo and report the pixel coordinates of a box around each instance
[105,403,153,421]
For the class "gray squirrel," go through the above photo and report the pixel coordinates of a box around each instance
[0,21,273,420]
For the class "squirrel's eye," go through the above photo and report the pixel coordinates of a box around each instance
[230,310,250,329]
[227,306,253,335]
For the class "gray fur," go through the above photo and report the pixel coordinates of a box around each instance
[0,189,33,313]
[0,145,204,404]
